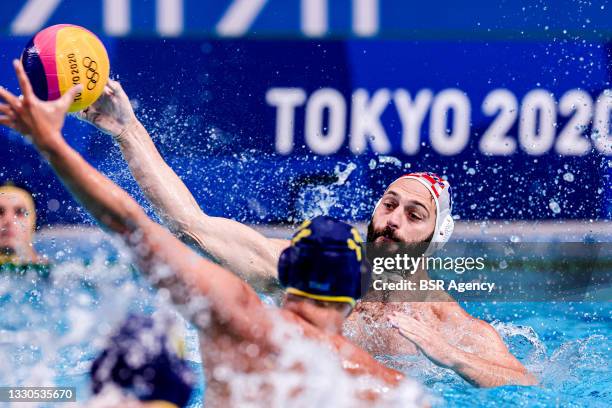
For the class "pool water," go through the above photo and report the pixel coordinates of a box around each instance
[0,231,609,407]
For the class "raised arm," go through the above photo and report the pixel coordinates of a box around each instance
[0,60,269,338]
[77,81,288,286]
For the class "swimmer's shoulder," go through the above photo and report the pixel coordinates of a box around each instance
[436,302,510,352]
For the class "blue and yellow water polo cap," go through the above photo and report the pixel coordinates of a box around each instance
[278,215,371,307]
[90,313,195,408]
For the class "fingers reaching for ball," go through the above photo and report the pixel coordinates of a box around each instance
[106,79,130,100]
[0,86,20,111]
[59,84,84,112]
[102,85,113,97]
[13,59,35,102]
[0,100,19,131]
[0,104,12,126]
[107,79,121,93]
[0,103,14,117]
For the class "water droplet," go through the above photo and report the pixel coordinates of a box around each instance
[549,200,561,214]
[378,155,402,167]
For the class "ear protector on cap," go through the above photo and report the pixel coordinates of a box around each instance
[428,199,454,255]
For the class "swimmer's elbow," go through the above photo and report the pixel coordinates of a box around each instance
[171,211,216,243]
[516,370,538,386]
[155,206,203,237]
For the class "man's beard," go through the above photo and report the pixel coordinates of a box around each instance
[366,220,433,260]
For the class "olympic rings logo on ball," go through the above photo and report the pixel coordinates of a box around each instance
[82,57,99,90]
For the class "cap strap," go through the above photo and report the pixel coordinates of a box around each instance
[286,287,356,307]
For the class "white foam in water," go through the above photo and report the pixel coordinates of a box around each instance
[541,334,608,386]
[335,162,357,185]
[217,312,427,408]
[490,318,610,391]
[548,200,561,214]
[0,236,154,403]
[491,320,548,371]
[297,185,339,220]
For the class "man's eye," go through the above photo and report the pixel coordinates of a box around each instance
[15,208,27,217]
[0,208,4,216]
[383,202,394,209]
[410,213,422,220]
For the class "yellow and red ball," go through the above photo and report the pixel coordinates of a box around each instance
[21,24,110,112]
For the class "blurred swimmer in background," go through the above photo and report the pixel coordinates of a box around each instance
[0,183,44,265]
[74,80,536,388]
[89,313,196,408]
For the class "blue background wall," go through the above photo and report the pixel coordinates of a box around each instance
[0,1,610,226]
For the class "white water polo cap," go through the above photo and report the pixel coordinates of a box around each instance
[374,172,454,256]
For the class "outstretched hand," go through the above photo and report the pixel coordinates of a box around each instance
[76,79,137,139]
[0,59,82,151]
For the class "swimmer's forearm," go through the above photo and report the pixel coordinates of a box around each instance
[449,348,537,387]
[116,121,204,235]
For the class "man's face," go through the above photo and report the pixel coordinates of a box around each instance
[0,192,35,254]
[367,179,436,245]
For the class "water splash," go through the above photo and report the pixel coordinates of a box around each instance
[295,162,358,220]
[221,312,427,408]
[491,320,548,363]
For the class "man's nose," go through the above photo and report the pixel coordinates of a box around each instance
[386,207,403,230]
